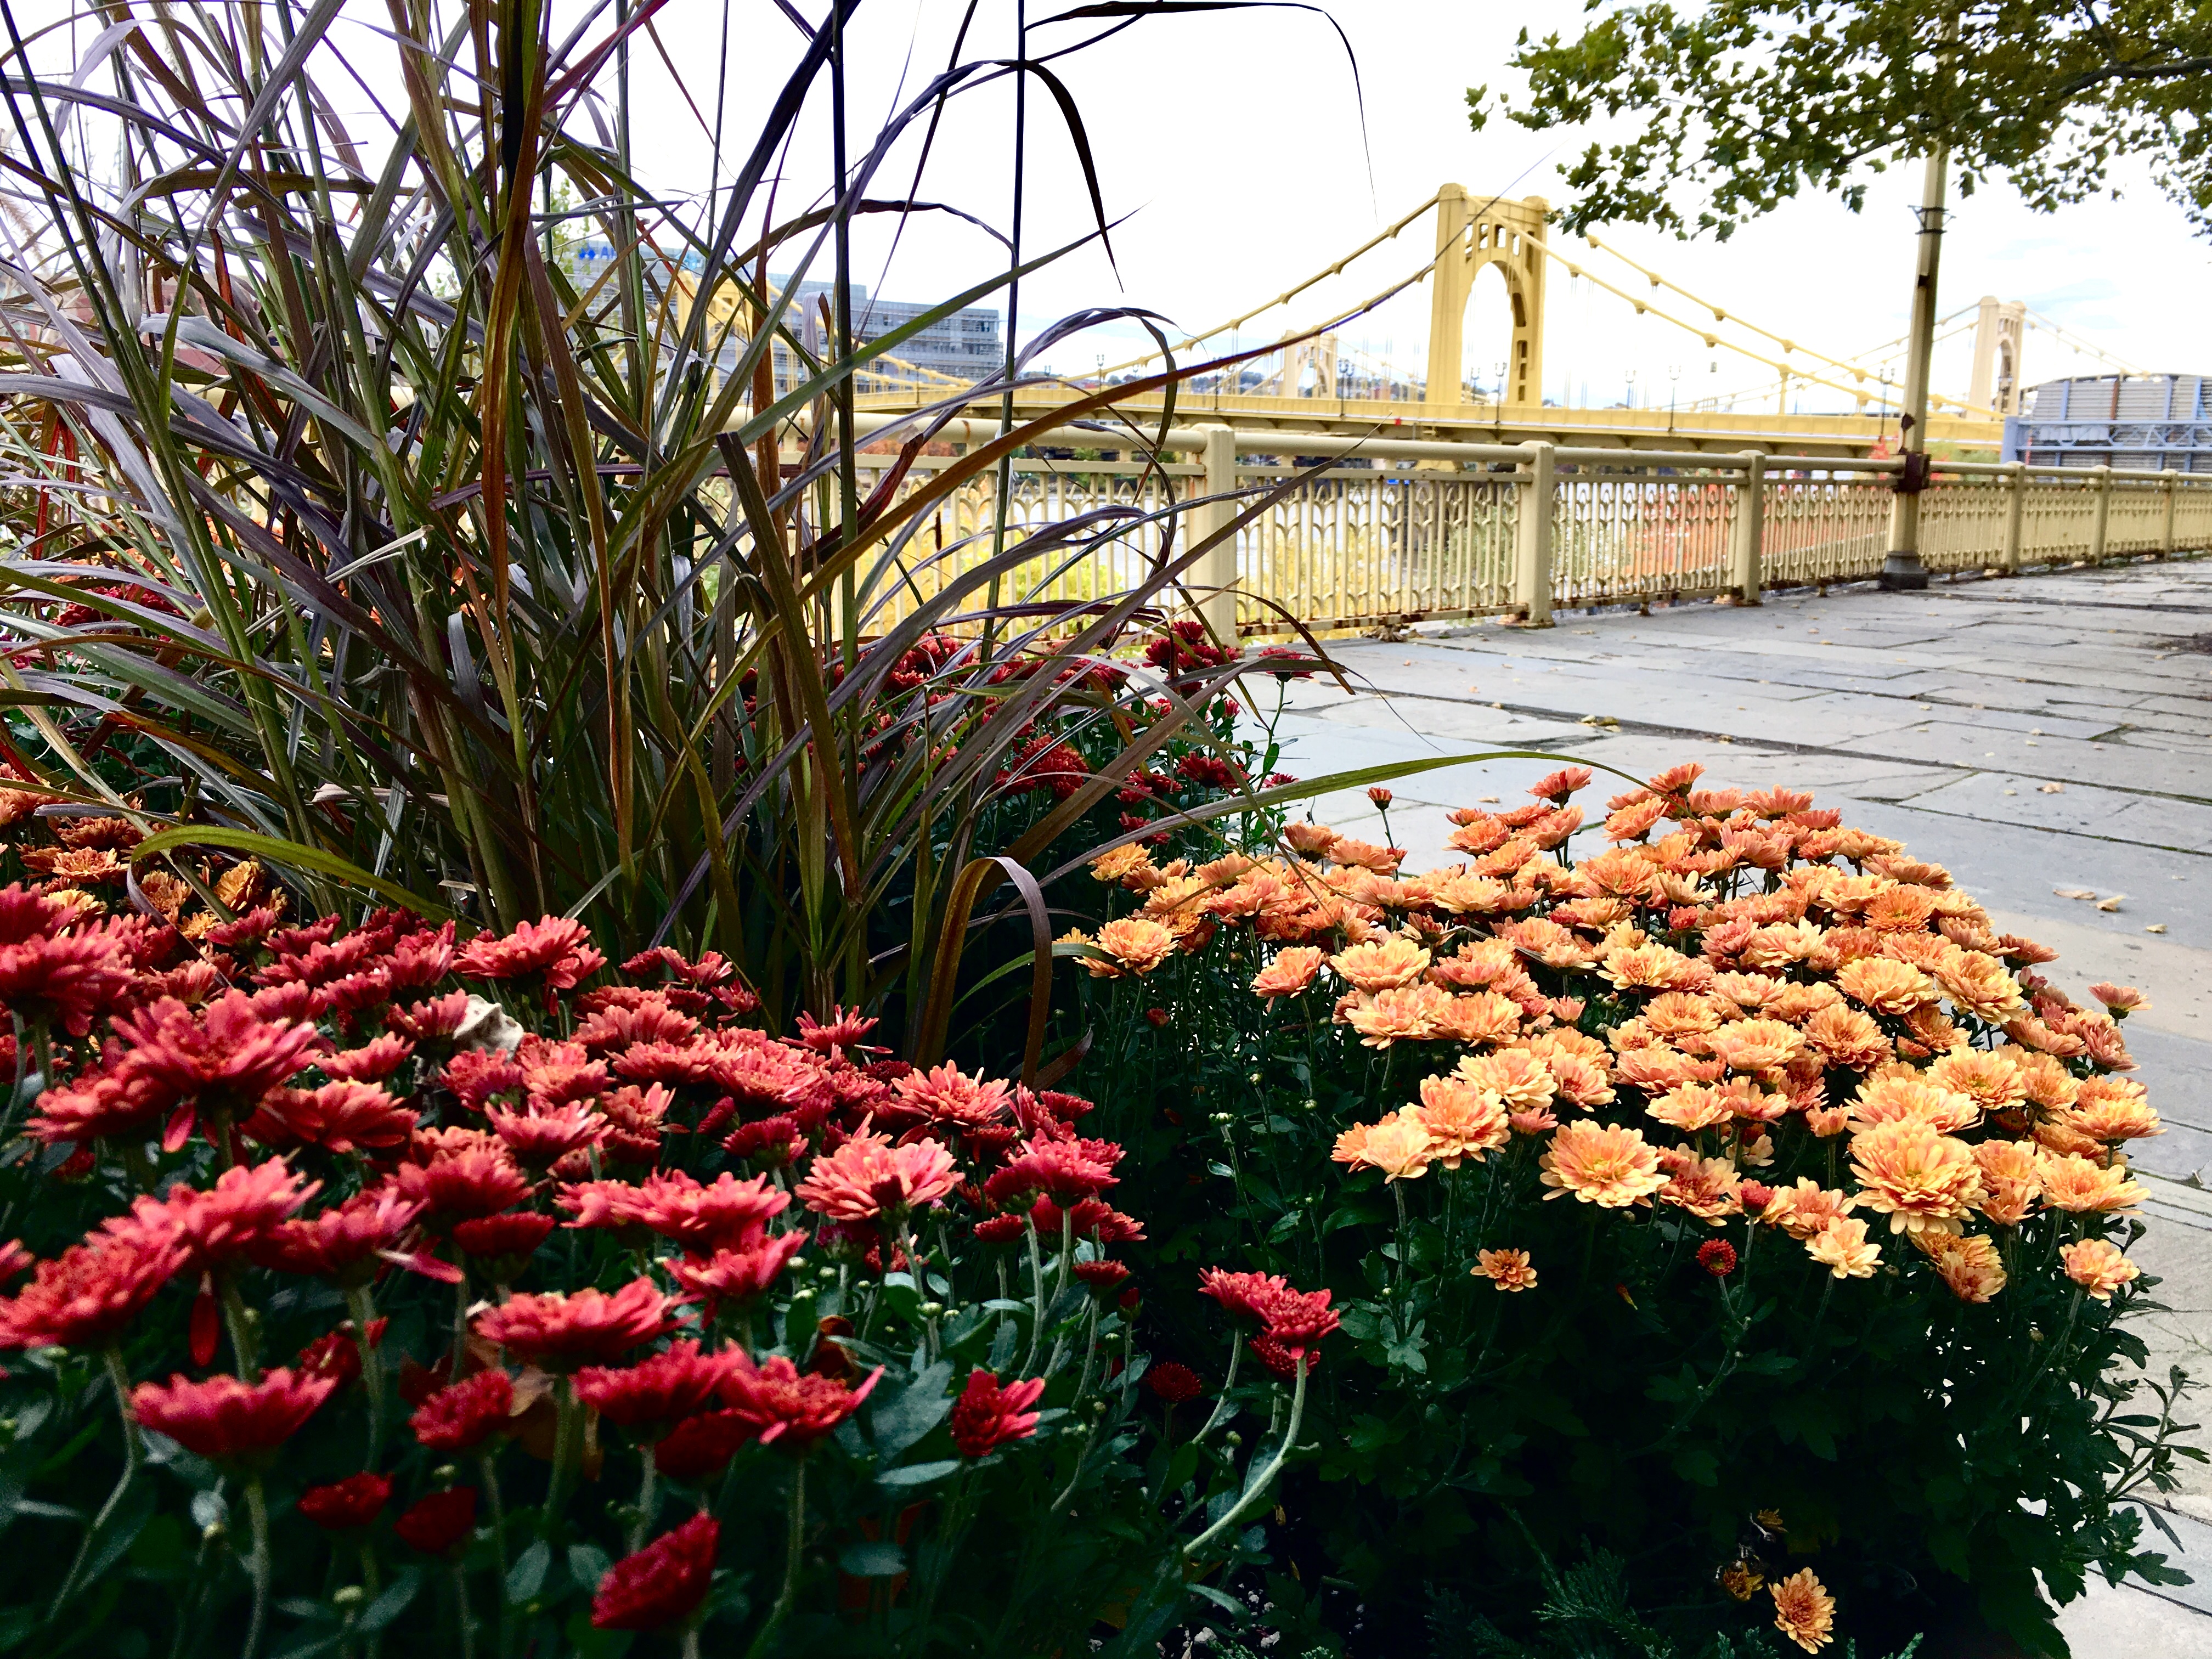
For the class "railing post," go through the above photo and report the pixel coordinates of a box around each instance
[2089,465,2112,565]
[1514,441,1555,627]
[1196,424,1239,641]
[2001,461,2025,574]
[2162,472,2177,558]
[1729,450,1765,604]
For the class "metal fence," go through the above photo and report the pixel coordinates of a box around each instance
[847,419,2212,636]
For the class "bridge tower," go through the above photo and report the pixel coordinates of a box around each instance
[1968,297,2027,415]
[1426,185,1548,407]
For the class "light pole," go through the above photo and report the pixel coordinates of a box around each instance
[1881,145,1949,591]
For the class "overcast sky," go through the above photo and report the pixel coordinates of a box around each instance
[49,0,2212,411]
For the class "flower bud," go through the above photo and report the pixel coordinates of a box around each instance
[332,1586,367,1612]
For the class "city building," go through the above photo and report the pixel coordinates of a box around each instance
[2004,374,2212,470]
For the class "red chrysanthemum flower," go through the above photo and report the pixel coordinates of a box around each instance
[320,1034,416,1084]
[1198,1267,1339,1361]
[487,1101,606,1167]
[1030,1197,1145,1244]
[386,991,473,1043]
[410,1368,514,1452]
[972,1214,1026,1245]
[247,1186,428,1286]
[794,1005,881,1054]
[1697,1239,1739,1278]
[651,1408,755,1482]
[114,1156,318,1277]
[294,1318,385,1387]
[455,917,603,997]
[442,1049,527,1113]
[984,1141,1118,1210]
[572,996,698,1055]
[793,1130,959,1223]
[721,1114,808,1169]
[108,990,326,1152]
[0,1231,182,1350]
[0,887,133,1035]
[472,1278,680,1368]
[394,1130,532,1224]
[948,1369,1046,1458]
[26,1062,168,1146]
[558,1169,787,1256]
[573,1340,736,1430]
[721,1353,880,1446]
[665,1233,808,1318]
[1146,1361,1203,1404]
[591,1514,719,1632]
[244,1081,418,1155]
[298,1471,391,1531]
[1074,1259,1130,1291]
[394,1487,477,1555]
[130,1367,336,1463]
[449,1211,555,1263]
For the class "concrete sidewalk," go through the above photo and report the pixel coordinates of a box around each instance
[1252,556,2212,1655]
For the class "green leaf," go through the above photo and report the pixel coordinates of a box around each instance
[876,1459,961,1489]
[838,1541,907,1577]
[868,1361,953,1459]
[567,1545,612,1596]
[131,828,453,920]
[359,1568,424,1633]
[506,1540,552,1606]
[1670,1447,1720,1487]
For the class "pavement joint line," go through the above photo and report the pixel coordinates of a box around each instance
[1322,688,2212,822]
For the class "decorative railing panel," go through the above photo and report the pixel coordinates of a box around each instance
[1553,474,1735,603]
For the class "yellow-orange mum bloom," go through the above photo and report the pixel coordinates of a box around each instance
[1539,1120,1667,1209]
[2087,981,2148,1015]
[2037,1152,2145,1215]
[1761,1178,1858,1240]
[1972,1140,2043,1226]
[1931,950,2027,1021]
[1771,1568,1836,1653]
[1341,985,1450,1048]
[1343,1107,1434,1182]
[1429,991,1523,1047]
[1251,947,1325,1000]
[1804,1215,1881,1279]
[1091,917,1177,977]
[1599,940,1702,992]
[1657,1149,1742,1224]
[1472,1248,1537,1291]
[1799,1005,1891,1071]
[1926,1046,2027,1115]
[1088,844,1153,885]
[1414,1075,1510,1167]
[1705,1018,1803,1075]
[1914,1231,2006,1303]
[1847,1075,1981,1136]
[2066,1076,2162,1143]
[1847,1121,1983,1235]
[1329,936,1430,994]
[1455,1049,1556,1114]
[1647,1082,1735,1133]
[2059,1238,2140,1301]
[1835,957,1937,1015]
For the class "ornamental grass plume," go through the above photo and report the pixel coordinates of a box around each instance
[949,1369,1047,1457]
[795,1130,959,1222]
[592,1513,720,1632]
[2060,1238,2141,1301]
[129,1368,336,1463]
[473,1278,680,1368]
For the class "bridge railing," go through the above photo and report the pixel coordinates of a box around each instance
[837,416,2212,637]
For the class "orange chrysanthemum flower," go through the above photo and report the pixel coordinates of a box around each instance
[1847,1121,1982,1235]
[1972,1140,2043,1226]
[2036,1152,2144,1215]
[1913,1231,2006,1303]
[2059,1238,2140,1301]
[1341,1108,1433,1182]
[1092,918,1178,977]
[1413,1075,1510,1167]
[1341,985,1449,1048]
[1804,1215,1880,1279]
[1538,1121,1666,1209]
[2065,1076,2161,1143]
[1251,946,1325,999]
[1647,1082,1735,1133]
[1847,1074,1980,1136]
[1328,937,1431,994]
[1471,1248,1537,1291]
[794,1130,960,1221]
[1455,1048,1556,1114]
[1770,1567,1836,1652]
[1835,957,1937,1015]
[1429,991,1525,1047]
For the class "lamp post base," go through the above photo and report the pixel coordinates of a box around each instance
[1877,553,1930,592]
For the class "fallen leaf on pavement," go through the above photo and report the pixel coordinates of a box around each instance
[2095,895,2126,912]
[2039,782,2065,794]
[2146,924,2168,934]
[2054,888,2094,900]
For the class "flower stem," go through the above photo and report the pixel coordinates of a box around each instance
[243,1476,272,1659]
[744,1460,806,1659]
[630,1446,657,1551]
[50,1346,144,1615]
[221,1275,261,1381]
[1189,1333,1244,1447]
[346,1284,386,1466]
[541,1378,581,1542]
[1183,1356,1308,1561]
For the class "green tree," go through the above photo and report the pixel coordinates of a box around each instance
[1472,1,2212,237]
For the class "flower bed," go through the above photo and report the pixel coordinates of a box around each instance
[0,760,2192,1656]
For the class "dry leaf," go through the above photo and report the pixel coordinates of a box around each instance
[2095,895,2126,912]
[2054,888,2094,900]
[2146,924,2168,934]
[1478,795,1500,804]
[2039,782,2065,794]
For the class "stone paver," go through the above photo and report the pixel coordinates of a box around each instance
[1250,556,2212,1653]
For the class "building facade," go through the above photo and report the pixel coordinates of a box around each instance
[2004,374,2212,471]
